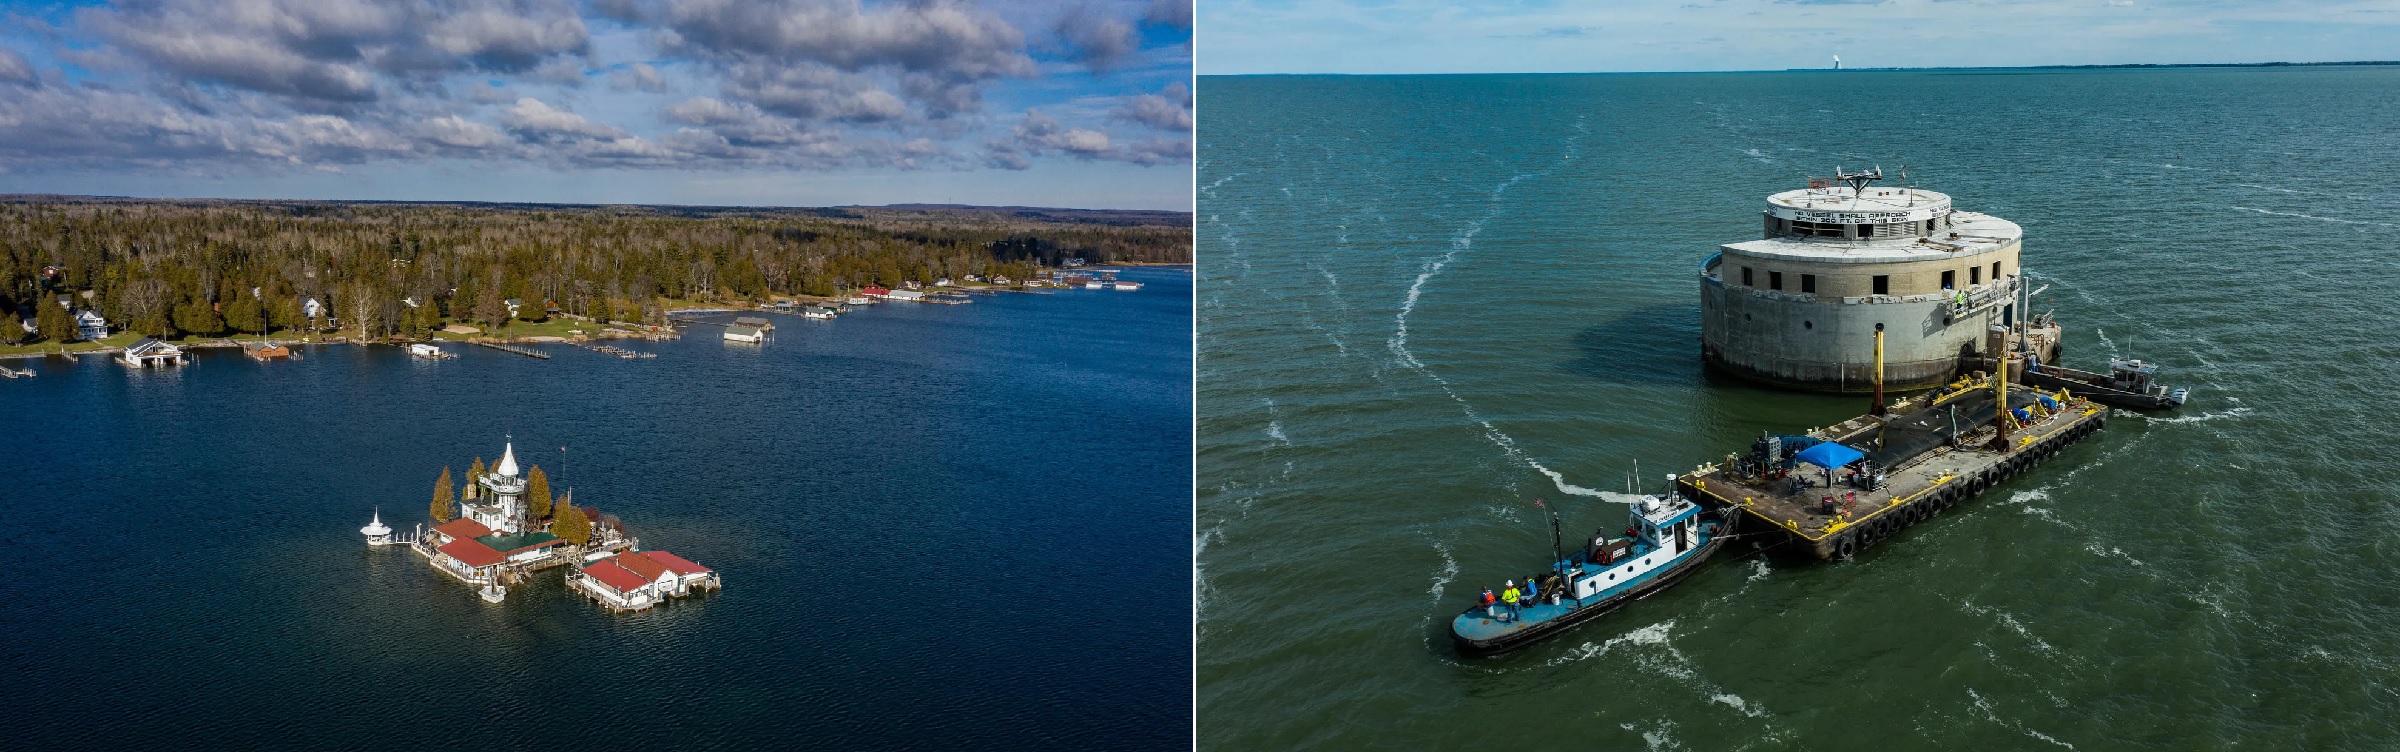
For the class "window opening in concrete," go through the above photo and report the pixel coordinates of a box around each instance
[1992,261,2001,279]
[1872,275,1890,295]
[1742,266,1753,286]
[1804,320,1813,330]
[1770,271,1783,290]
[1801,274,1815,293]
[1970,266,1980,285]
[1941,270,1955,289]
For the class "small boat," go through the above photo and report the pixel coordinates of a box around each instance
[1084,280,1106,290]
[407,343,455,359]
[2020,357,2188,410]
[1112,280,1143,291]
[1451,488,1728,657]
[847,296,873,305]
[802,307,836,320]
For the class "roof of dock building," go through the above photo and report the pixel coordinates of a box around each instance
[614,551,673,581]
[644,551,710,576]
[437,538,507,568]
[433,518,492,540]
[582,560,649,593]
[476,531,564,555]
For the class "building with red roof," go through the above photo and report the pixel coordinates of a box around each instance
[430,517,492,544]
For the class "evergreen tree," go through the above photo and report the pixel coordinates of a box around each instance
[35,299,74,342]
[223,294,265,336]
[526,465,552,521]
[550,497,590,545]
[173,298,224,336]
[430,467,456,522]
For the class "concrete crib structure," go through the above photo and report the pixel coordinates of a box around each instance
[1700,170,2059,393]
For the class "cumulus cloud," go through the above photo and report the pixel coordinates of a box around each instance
[1114,83,1193,131]
[500,98,626,140]
[0,48,39,87]
[1144,0,1193,30]
[610,62,670,92]
[76,0,591,102]
[1057,5,1139,72]
[0,0,1185,178]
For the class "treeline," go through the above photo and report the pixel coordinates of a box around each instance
[0,197,1191,343]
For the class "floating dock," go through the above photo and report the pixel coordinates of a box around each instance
[568,342,655,359]
[1676,371,2108,560]
[470,341,551,359]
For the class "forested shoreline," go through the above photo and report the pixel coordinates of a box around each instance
[0,196,1189,344]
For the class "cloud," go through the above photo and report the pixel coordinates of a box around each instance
[0,48,36,87]
[500,98,626,140]
[75,0,592,102]
[1144,0,1193,30]
[609,62,670,92]
[0,0,1186,179]
[1057,5,1139,72]
[1114,87,1193,131]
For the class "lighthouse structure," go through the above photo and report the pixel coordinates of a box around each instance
[1698,168,2059,392]
[361,508,393,546]
[465,442,529,534]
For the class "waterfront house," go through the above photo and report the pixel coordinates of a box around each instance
[74,309,107,340]
[302,297,323,321]
[847,295,873,305]
[120,338,186,367]
[463,443,532,534]
[642,550,720,594]
[803,306,835,320]
[429,518,494,546]
[934,278,953,287]
[432,537,508,584]
[887,289,925,301]
[902,280,922,290]
[723,324,764,343]
[571,558,658,611]
[614,551,683,594]
[733,316,773,331]
[862,286,891,298]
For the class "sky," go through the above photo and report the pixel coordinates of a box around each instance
[0,0,1194,210]
[1198,0,2400,75]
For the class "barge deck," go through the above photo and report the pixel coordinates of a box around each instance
[1676,376,2109,560]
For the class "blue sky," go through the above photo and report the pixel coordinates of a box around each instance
[1197,0,2400,75]
[0,0,1194,209]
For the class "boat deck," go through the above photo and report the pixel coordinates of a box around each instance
[1679,385,2108,559]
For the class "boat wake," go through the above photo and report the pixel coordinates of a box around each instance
[1429,541,1459,603]
[2122,406,2251,425]
[2232,205,2399,229]
[1385,128,1616,501]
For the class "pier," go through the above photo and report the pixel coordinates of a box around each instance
[568,342,655,359]
[0,365,32,379]
[470,341,551,359]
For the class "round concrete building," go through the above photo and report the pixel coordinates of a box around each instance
[1699,171,2048,392]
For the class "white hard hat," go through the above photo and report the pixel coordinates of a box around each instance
[1505,580,1515,586]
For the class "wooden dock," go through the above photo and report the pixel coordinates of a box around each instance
[471,341,551,359]
[1678,378,2109,560]
[0,365,32,379]
[568,342,655,359]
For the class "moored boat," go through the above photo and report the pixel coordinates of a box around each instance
[1451,488,1727,657]
[2020,357,2187,410]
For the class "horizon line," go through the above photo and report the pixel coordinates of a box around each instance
[0,193,1196,216]
[1198,59,2400,78]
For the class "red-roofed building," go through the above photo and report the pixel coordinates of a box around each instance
[570,558,661,612]
[430,518,492,544]
[862,285,891,297]
[431,538,507,583]
[643,551,722,594]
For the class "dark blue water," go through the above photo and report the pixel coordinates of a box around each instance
[1,267,1191,750]
[1199,67,2400,749]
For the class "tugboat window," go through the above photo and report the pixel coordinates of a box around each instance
[1770,271,1783,290]
[1872,275,1890,295]
[1801,274,1815,293]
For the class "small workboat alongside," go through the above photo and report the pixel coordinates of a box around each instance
[2020,357,2187,410]
[1451,487,1727,657]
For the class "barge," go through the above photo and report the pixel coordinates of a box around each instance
[1676,367,2107,561]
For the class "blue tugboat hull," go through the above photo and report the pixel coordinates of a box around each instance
[1450,524,1727,657]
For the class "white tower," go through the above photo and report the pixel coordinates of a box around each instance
[472,442,529,534]
[1833,55,1842,71]
[361,508,393,546]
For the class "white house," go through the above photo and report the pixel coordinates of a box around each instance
[887,289,925,301]
[74,309,107,340]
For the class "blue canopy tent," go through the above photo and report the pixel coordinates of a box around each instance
[1793,442,1866,471]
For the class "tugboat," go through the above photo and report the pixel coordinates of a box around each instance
[1451,486,1728,657]
[2020,357,2188,410]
